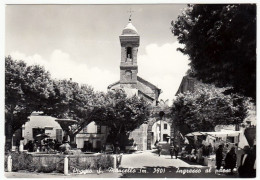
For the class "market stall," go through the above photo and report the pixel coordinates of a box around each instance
[183,129,249,166]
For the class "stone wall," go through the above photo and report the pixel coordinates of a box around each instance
[129,124,147,151]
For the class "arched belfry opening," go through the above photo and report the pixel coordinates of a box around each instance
[126,47,132,60]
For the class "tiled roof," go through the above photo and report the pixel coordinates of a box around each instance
[175,75,196,96]
[107,76,161,101]
[137,76,160,91]
[107,81,120,89]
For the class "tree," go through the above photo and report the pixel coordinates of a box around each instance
[5,56,54,150]
[43,79,105,145]
[94,89,150,147]
[171,82,249,135]
[172,4,256,102]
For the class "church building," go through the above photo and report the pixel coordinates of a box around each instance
[108,18,168,151]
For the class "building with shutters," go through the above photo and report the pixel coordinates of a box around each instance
[12,112,64,149]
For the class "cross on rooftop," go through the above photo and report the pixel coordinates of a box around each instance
[127,9,135,21]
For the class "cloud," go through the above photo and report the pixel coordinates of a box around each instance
[10,41,190,103]
[10,50,118,92]
[138,41,190,104]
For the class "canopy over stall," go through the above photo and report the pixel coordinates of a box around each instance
[185,129,249,148]
[186,130,242,137]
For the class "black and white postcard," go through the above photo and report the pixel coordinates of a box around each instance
[2,1,257,179]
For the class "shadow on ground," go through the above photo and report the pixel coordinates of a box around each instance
[178,158,204,166]
[151,149,170,156]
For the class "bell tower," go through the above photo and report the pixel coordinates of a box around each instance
[119,18,140,88]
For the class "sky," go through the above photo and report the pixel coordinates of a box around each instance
[5,4,190,104]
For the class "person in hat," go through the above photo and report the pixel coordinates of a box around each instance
[169,145,174,159]
[157,144,162,157]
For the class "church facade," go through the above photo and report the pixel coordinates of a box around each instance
[108,19,173,151]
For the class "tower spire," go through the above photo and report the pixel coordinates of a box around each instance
[127,9,134,22]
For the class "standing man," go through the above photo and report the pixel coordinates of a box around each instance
[224,147,237,173]
[27,140,34,152]
[216,145,223,170]
[157,144,162,157]
[238,146,256,177]
[154,140,159,147]
[16,139,20,151]
[174,145,179,159]
[169,145,174,159]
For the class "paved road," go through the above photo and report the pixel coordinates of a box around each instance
[119,150,238,178]
[120,150,203,168]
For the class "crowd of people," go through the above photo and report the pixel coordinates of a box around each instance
[155,139,256,177]
[155,141,180,158]
[23,139,62,152]
[181,141,256,177]
[215,144,256,177]
[169,145,179,159]
[179,143,214,163]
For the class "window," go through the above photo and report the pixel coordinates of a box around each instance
[83,126,88,133]
[227,137,235,143]
[126,47,132,59]
[56,129,63,142]
[164,123,167,129]
[32,128,45,139]
[163,134,168,142]
[97,125,101,134]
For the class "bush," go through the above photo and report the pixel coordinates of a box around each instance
[95,155,114,170]
[4,152,63,173]
[37,164,57,173]
[27,157,60,173]
[6,152,33,171]
[5,152,114,173]
[69,156,92,171]
[69,154,113,172]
